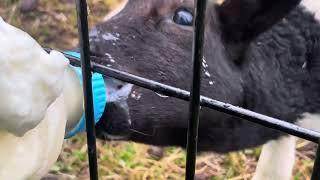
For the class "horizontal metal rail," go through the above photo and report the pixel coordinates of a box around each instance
[58,52,320,143]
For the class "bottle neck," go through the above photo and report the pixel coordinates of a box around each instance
[62,51,107,139]
[63,66,84,135]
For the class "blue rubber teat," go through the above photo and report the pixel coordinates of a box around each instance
[63,51,107,139]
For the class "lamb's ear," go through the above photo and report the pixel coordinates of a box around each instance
[217,0,302,42]
[103,0,129,22]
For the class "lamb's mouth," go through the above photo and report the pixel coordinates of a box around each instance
[95,102,132,141]
[95,76,133,141]
[96,131,130,140]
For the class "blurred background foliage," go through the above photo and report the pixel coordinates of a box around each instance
[0,0,317,179]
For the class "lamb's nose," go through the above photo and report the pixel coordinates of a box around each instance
[104,77,133,104]
[95,77,133,140]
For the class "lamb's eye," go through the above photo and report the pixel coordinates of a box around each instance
[173,8,193,26]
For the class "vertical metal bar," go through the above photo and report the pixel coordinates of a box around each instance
[185,0,208,179]
[75,0,99,179]
[311,142,320,180]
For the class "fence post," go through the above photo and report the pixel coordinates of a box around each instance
[311,141,320,180]
[185,0,208,179]
[75,0,99,179]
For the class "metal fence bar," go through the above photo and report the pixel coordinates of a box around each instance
[75,1,99,179]
[185,0,208,179]
[311,143,320,180]
[58,54,320,143]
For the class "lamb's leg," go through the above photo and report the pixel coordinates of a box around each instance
[252,135,296,180]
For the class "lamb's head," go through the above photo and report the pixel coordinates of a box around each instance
[92,0,304,152]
